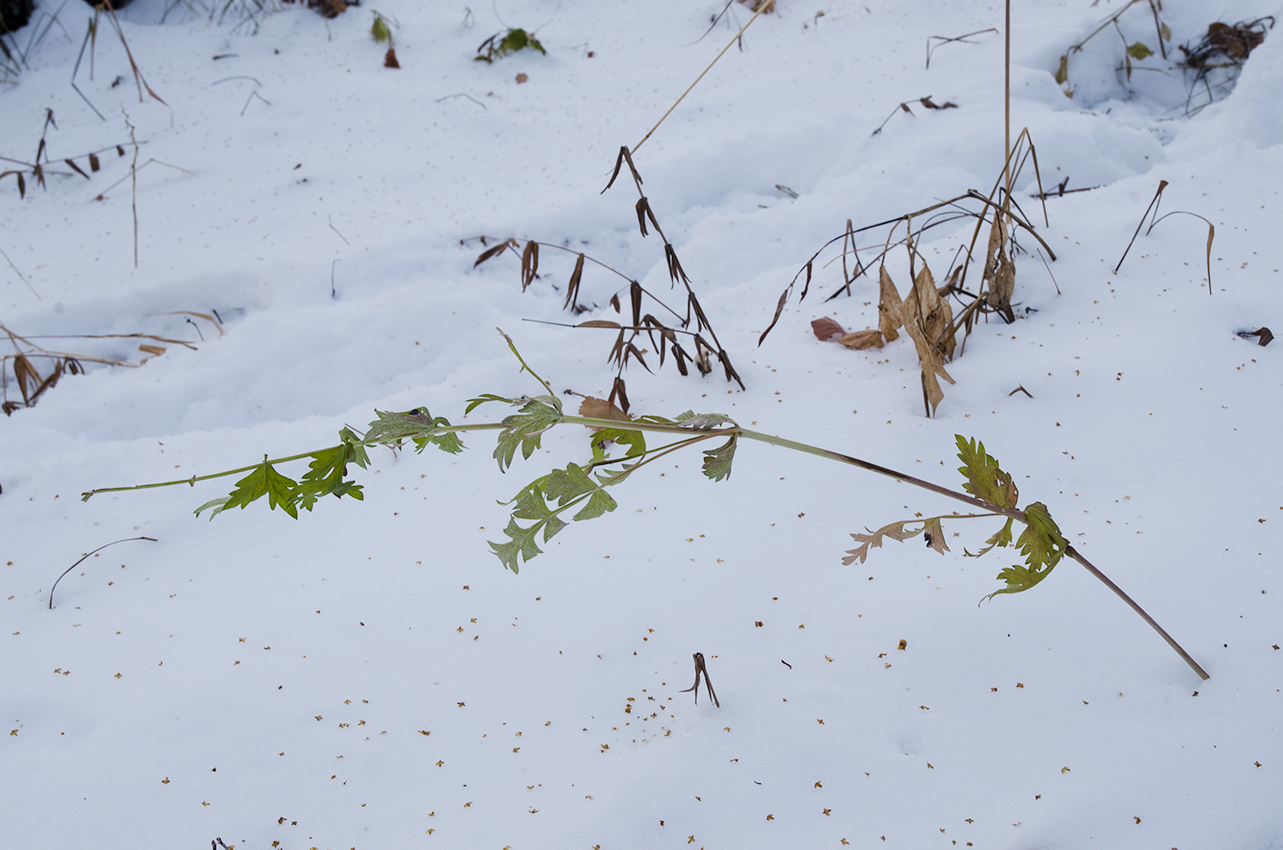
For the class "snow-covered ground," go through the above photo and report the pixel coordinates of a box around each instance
[3,1,1281,847]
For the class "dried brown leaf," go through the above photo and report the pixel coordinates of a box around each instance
[474,239,514,267]
[578,396,629,422]
[577,320,622,329]
[65,159,90,180]
[565,253,585,311]
[878,266,903,342]
[811,317,846,341]
[609,376,630,415]
[138,344,167,357]
[89,153,101,173]
[838,329,885,350]
[898,264,956,416]
[520,241,539,291]
[629,281,643,328]
[609,293,621,313]
[635,197,650,237]
[384,47,400,68]
[982,215,1016,322]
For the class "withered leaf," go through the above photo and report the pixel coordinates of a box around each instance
[1238,327,1273,346]
[65,159,90,180]
[609,293,621,313]
[878,266,903,341]
[919,96,957,109]
[897,264,955,417]
[578,320,621,329]
[384,47,400,68]
[1055,54,1069,84]
[923,517,949,555]
[838,329,885,350]
[565,253,585,311]
[811,317,846,341]
[88,153,100,172]
[578,397,629,422]
[520,240,539,291]
[474,239,515,267]
[982,215,1016,322]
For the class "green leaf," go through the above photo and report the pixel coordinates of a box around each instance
[983,502,1066,602]
[701,436,738,482]
[545,463,597,506]
[194,496,231,519]
[293,442,367,512]
[490,517,545,574]
[590,427,646,460]
[365,408,463,454]
[466,393,517,414]
[966,517,1014,558]
[206,456,300,520]
[573,488,617,521]
[955,435,1018,509]
[371,15,391,42]
[1127,41,1154,61]
[493,398,562,471]
[675,410,735,430]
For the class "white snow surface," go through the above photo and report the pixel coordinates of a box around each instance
[2,1,1281,848]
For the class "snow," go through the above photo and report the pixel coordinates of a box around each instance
[2,1,1280,848]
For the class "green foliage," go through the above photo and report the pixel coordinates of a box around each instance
[1126,41,1153,60]
[371,13,392,43]
[955,434,1018,509]
[490,462,618,572]
[475,28,546,63]
[365,408,464,455]
[702,436,738,482]
[196,456,299,520]
[468,394,563,472]
[983,501,1067,601]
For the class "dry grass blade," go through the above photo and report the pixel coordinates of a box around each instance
[64,158,90,180]
[1114,179,1168,274]
[925,28,998,69]
[577,320,621,329]
[632,3,771,155]
[1146,210,1216,294]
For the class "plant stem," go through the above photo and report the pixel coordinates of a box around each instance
[1064,545,1210,680]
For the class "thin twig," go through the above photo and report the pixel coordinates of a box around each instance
[633,2,769,155]
[49,536,158,609]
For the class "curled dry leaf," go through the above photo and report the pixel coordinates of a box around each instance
[878,267,903,342]
[982,214,1016,322]
[897,264,956,416]
[811,317,846,341]
[838,329,885,350]
[384,48,400,68]
[578,396,629,422]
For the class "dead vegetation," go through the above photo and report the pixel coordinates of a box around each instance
[761,132,1052,417]
[0,109,140,199]
[1,313,221,416]
[469,147,743,414]
[1178,17,1273,114]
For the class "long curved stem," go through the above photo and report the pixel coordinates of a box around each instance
[1065,545,1209,680]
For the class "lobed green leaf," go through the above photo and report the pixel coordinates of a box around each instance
[955,435,1018,509]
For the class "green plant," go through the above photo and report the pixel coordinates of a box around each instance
[82,332,1209,682]
[474,28,545,63]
